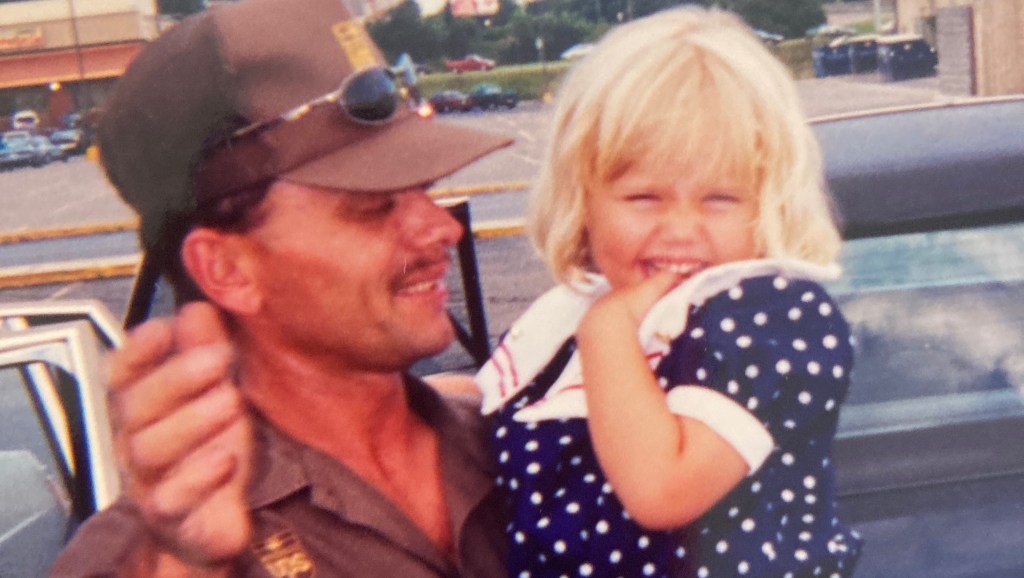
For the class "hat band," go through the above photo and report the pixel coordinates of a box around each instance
[194,100,416,205]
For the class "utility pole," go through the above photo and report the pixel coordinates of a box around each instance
[66,0,89,111]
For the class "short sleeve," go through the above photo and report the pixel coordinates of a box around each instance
[658,275,853,473]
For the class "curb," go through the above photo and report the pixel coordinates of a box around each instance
[0,219,527,289]
[0,182,532,246]
[0,255,141,289]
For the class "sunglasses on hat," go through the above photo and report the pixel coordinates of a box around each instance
[232,65,418,140]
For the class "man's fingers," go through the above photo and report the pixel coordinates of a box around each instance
[112,343,234,434]
[106,318,175,391]
[175,301,232,350]
[142,419,254,565]
[141,448,237,524]
[123,383,243,480]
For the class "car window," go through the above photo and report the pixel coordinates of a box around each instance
[0,362,75,576]
[0,319,117,576]
[832,221,1024,412]
[0,321,120,527]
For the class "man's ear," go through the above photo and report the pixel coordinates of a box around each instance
[180,228,263,315]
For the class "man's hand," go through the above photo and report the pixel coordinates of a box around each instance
[108,302,253,573]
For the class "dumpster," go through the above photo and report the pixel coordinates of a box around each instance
[812,36,853,77]
[847,34,878,73]
[878,34,937,81]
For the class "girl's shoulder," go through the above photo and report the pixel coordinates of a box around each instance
[687,271,850,356]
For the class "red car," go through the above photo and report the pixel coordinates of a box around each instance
[444,54,496,73]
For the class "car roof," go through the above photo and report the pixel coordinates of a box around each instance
[811,97,1024,239]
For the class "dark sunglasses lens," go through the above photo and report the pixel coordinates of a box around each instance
[342,69,399,122]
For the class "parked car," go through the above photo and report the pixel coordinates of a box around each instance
[428,90,470,113]
[28,136,65,165]
[560,42,596,60]
[0,130,36,170]
[444,54,495,73]
[0,302,123,577]
[465,83,518,110]
[877,34,938,81]
[48,129,87,156]
[811,98,1024,575]
[10,109,39,131]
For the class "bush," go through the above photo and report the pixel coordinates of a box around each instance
[419,61,573,101]
[417,42,813,102]
[770,38,814,79]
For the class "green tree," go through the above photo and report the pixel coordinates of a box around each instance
[367,0,443,63]
[725,0,826,38]
[156,0,205,16]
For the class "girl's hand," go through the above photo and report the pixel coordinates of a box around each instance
[578,270,683,341]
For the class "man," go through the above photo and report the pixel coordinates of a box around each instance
[50,0,512,575]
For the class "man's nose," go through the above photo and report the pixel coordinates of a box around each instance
[404,191,464,248]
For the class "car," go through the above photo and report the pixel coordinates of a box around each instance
[0,130,36,170]
[428,90,470,113]
[48,129,87,156]
[465,83,518,110]
[28,136,65,166]
[560,42,595,60]
[444,54,496,73]
[10,109,39,131]
[0,302,123,576]
[809,98,1024,577]
[877,34,938,81]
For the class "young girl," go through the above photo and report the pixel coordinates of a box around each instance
[476,7,861,578]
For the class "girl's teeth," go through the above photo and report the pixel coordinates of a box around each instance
[655,262,697,274]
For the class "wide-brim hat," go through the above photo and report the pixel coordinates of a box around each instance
[99,0,512,252]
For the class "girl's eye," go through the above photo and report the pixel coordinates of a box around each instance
[624,192,660,203]
[704,192,742,206]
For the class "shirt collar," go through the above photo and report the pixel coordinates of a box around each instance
[246,374,496,515]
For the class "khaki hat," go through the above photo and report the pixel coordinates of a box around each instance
[99,0,512,253]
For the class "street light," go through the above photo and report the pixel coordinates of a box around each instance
[535,36,551,103]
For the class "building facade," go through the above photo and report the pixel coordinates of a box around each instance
[0,0,159,128]
[894,0,1023,95]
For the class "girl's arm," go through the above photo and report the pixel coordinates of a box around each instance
[576,272,749,530]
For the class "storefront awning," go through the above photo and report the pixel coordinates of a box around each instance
[0,42,143,89]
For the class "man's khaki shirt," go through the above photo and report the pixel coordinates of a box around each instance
[50,377,507,577]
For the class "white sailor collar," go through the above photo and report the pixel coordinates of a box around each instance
[475,258,840,422]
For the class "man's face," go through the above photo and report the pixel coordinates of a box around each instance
[239,180,463,371]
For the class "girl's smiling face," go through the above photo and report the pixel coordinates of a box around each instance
[585,158,761,291]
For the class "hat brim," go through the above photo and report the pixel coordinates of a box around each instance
[281,114,513,193]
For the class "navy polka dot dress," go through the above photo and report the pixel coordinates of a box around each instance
[493,274,862,578]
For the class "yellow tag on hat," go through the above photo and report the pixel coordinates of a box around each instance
[332,21,378,71]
